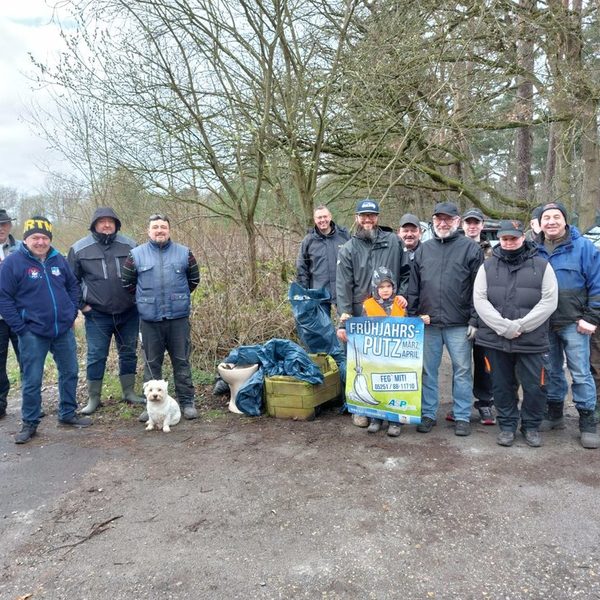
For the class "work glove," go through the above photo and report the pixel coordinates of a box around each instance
[467,325,478,341]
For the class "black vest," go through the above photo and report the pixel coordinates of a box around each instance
[477,250,550,353]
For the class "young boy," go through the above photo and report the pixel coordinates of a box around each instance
[362,267,406,436]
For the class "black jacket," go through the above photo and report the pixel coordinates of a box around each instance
[68,208,137,315]
[408,229,484,327]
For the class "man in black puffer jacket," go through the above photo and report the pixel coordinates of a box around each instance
[473,220,558,447]
[68,207,142,414]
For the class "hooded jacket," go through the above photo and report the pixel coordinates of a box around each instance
[295,221,350,303]
[336,226,404,317]
[67,207,137,315]
[0,243,80,337]
[407,228,484,327]
[473,241,558,353]
[536,225,600,328]
[362,267,406,317]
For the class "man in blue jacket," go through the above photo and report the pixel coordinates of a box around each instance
[0,216,91,444]
[537,202,600,449]
[122,214,200,420]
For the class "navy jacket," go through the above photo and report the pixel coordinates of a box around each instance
[0,244,80,337]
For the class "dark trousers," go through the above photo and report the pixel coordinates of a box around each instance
[590,328,600,403]
[140,318,195,406]
[0,320,20,413]
[472,343,493,406]
[486,348,546,432]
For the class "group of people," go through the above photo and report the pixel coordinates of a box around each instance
[296,199,600,449]
[0,210,199,444]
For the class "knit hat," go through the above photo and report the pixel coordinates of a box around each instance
[539,202,568,222]
[23,216,53,240]
[371,266,396,300]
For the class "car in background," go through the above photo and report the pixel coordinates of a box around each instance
[583,225,600,249]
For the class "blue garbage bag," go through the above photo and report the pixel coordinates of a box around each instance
[224,338,323,416]
[288,282,346,383]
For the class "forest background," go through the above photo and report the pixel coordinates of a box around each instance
[0,0,598,373]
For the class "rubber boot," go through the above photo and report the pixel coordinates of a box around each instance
[539,402,565,432]
[80,380,103,415]
[578,409,600,449]
[120,374,145,405]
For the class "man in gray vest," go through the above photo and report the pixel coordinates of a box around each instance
[68,207,143,414]
[0,209,20,419]
[122,214,200,420]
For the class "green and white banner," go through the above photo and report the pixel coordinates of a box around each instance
[345,317,423,424]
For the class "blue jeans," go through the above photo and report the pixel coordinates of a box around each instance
[84,307,139,380]
[546,324,596,411]
[422,326,473,421]
[18,329,79,426]
[0,320,20,413]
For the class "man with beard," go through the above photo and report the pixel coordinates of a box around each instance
[336,199,406,427]
[397,213,422,260]
[407,202,484,436]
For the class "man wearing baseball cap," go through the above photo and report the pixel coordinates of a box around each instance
[0,216,92,444]
[0,209,19,419]
[407,201,484,436]
[397,213,422,260]
[536,202,600,448]
[473,220,558,447]
[336,199,406,428]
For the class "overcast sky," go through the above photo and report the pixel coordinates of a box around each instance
[0,2,70,196]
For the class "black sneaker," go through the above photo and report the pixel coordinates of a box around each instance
[15,424,37,444]
[455,420,471,436]
[58,415,93,428]
[497,430,515,447]
[477,405,496,425]
[417,416,436,433]
[522,429,542,447]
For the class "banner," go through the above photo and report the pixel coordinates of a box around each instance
[345,317,423,424]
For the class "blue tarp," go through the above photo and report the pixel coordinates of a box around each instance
[224,338,323,416]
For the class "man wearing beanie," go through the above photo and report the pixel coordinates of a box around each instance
[68,207,143,414]
[537,202,600,449]
[0,216,91,444]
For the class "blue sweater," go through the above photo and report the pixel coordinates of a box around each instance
[0,244,80,337]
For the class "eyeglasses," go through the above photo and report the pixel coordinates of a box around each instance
[433,215,457,224]
[148,213,169,224]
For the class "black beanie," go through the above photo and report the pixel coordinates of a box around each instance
[23,216,53,240]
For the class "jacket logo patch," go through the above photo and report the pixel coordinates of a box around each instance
[27,267,42,280]
[51,266,61,276]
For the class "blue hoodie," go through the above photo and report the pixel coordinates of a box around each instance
[0,243,80,337]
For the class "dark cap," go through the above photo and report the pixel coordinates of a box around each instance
[540,202,568,222]
[531,205,543,221]
[497,219,524,237]
[433,201,459,217]
[355,199,380,214]
[399,213,420,228]
[0,209,15,224]
[462,208,485,222]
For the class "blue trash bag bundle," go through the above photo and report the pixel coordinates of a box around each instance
[288,282,346,384]
[224,338,323,416]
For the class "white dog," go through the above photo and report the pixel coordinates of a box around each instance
[143,379,181,433]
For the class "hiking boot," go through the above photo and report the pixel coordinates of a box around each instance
[81,379,103,415]
[540,402,565,431]
[367,418,382,433]
[120,374,145,405]
[138,410,149,423]
[455,420,471,436]
[213,377,230,396]
[522,429,542,447]
[15,424,37,444]
[352,414,369,428]
[417,416,436,433]
[182,405,198,420]
[478,405,496,425]
[59,415,93,428]
[496,430,515,447]
[578,408,600,449]
[387,423,402,437]
[445,411,456,422]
